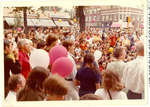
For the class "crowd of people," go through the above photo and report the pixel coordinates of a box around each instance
[4,25,145,101]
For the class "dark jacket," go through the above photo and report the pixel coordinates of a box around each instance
[4,54,21,88]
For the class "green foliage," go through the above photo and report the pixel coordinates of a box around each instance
[14,12,22,28]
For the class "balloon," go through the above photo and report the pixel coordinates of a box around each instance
[73,18,77,22]
[108,47,114,53]
[51,57,73,78]
[30,49,49,69]
[17,27,22,32]
[58,19,62,23]
[87,36,90,40]
[49,45,68,65]
[94,50,102,61]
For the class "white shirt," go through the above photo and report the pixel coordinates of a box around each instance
[95,89,127,100]
[5,91,16,102]
[122,56,144,94]
[67,53,77,81]
[106,60,126,79]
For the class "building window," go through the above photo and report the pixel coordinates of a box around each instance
[110,15,112,21]
[120,14,122,19]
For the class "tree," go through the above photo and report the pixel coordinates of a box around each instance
[14,11,22,28]
[11,7,32,35]
[76,6,85,32]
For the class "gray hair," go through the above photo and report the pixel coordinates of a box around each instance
[17,39,31,49]
[136,41,144,55]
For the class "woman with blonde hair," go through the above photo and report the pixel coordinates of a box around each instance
[95,70,127,100]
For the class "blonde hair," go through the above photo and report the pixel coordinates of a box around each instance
[102,70,124,91]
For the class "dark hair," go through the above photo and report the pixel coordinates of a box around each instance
[102,70,124,91]
[113,47,125,59]
[26,66,49,91]
[46,34,58,46]
[37,40,46,49]
[43,74,68,97]
[8,75,22,91]
[4,39,11,50]
[62,39,73,51]
[83,53,98,72]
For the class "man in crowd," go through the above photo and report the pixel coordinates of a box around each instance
[62,39,77,81]
[6,74,25,101]
[122,41,144,99]
[18,39,31,79]
[4,39,21,98]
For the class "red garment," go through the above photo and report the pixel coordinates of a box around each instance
[80,44,87,51]
[110,35,117,47]
[19,50,31,79]
[99,66,104,72]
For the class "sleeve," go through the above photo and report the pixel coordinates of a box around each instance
[106,63,111,70]
[120,92,128,100]
[9,59,21,74]
[95,72,101,83]
[95,89,103,97]
[75,71,80,81]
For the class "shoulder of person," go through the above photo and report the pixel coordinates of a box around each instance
[118,91,127,99]
[95,88,104,95]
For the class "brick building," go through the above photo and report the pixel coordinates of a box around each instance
[84,6,144,30]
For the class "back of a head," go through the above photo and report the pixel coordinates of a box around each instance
[113,46,125,59]
[46,33,58,46]
[102,70,123,91]
[17,86,44,101]
[136,41,144,56]
[62,39,73,51]
[84,53,94,64]
[80,93,103,100]
[37,40,46,49]
[26,66,49,91]
[43,74,68,98]
[8,74,23,91]
[4,39,11,50]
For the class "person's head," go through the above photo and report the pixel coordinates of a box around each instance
[26,66,49,92]
[136,41,144,56]
[6,33,13,40]
[46,34,58,47]
[37,40,46,49]
[102,70,124,91]
[4,39,13,54]
[62,39,74,54]
[43,74,68,100]
[84,53,95,65]
[113,46,126,60]
[8,74,25,92]
[17,39,31,53]
[80,93,103,100]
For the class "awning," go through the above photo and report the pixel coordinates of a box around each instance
[122,22,133,28]
[39,19,56,27]
[5,17,23,26]
[54,21,70,27]
[5,17,56,27]
[5,18,15,25]
[111,22,121,28]
[28,19,56,27]
[27,19,35,26]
